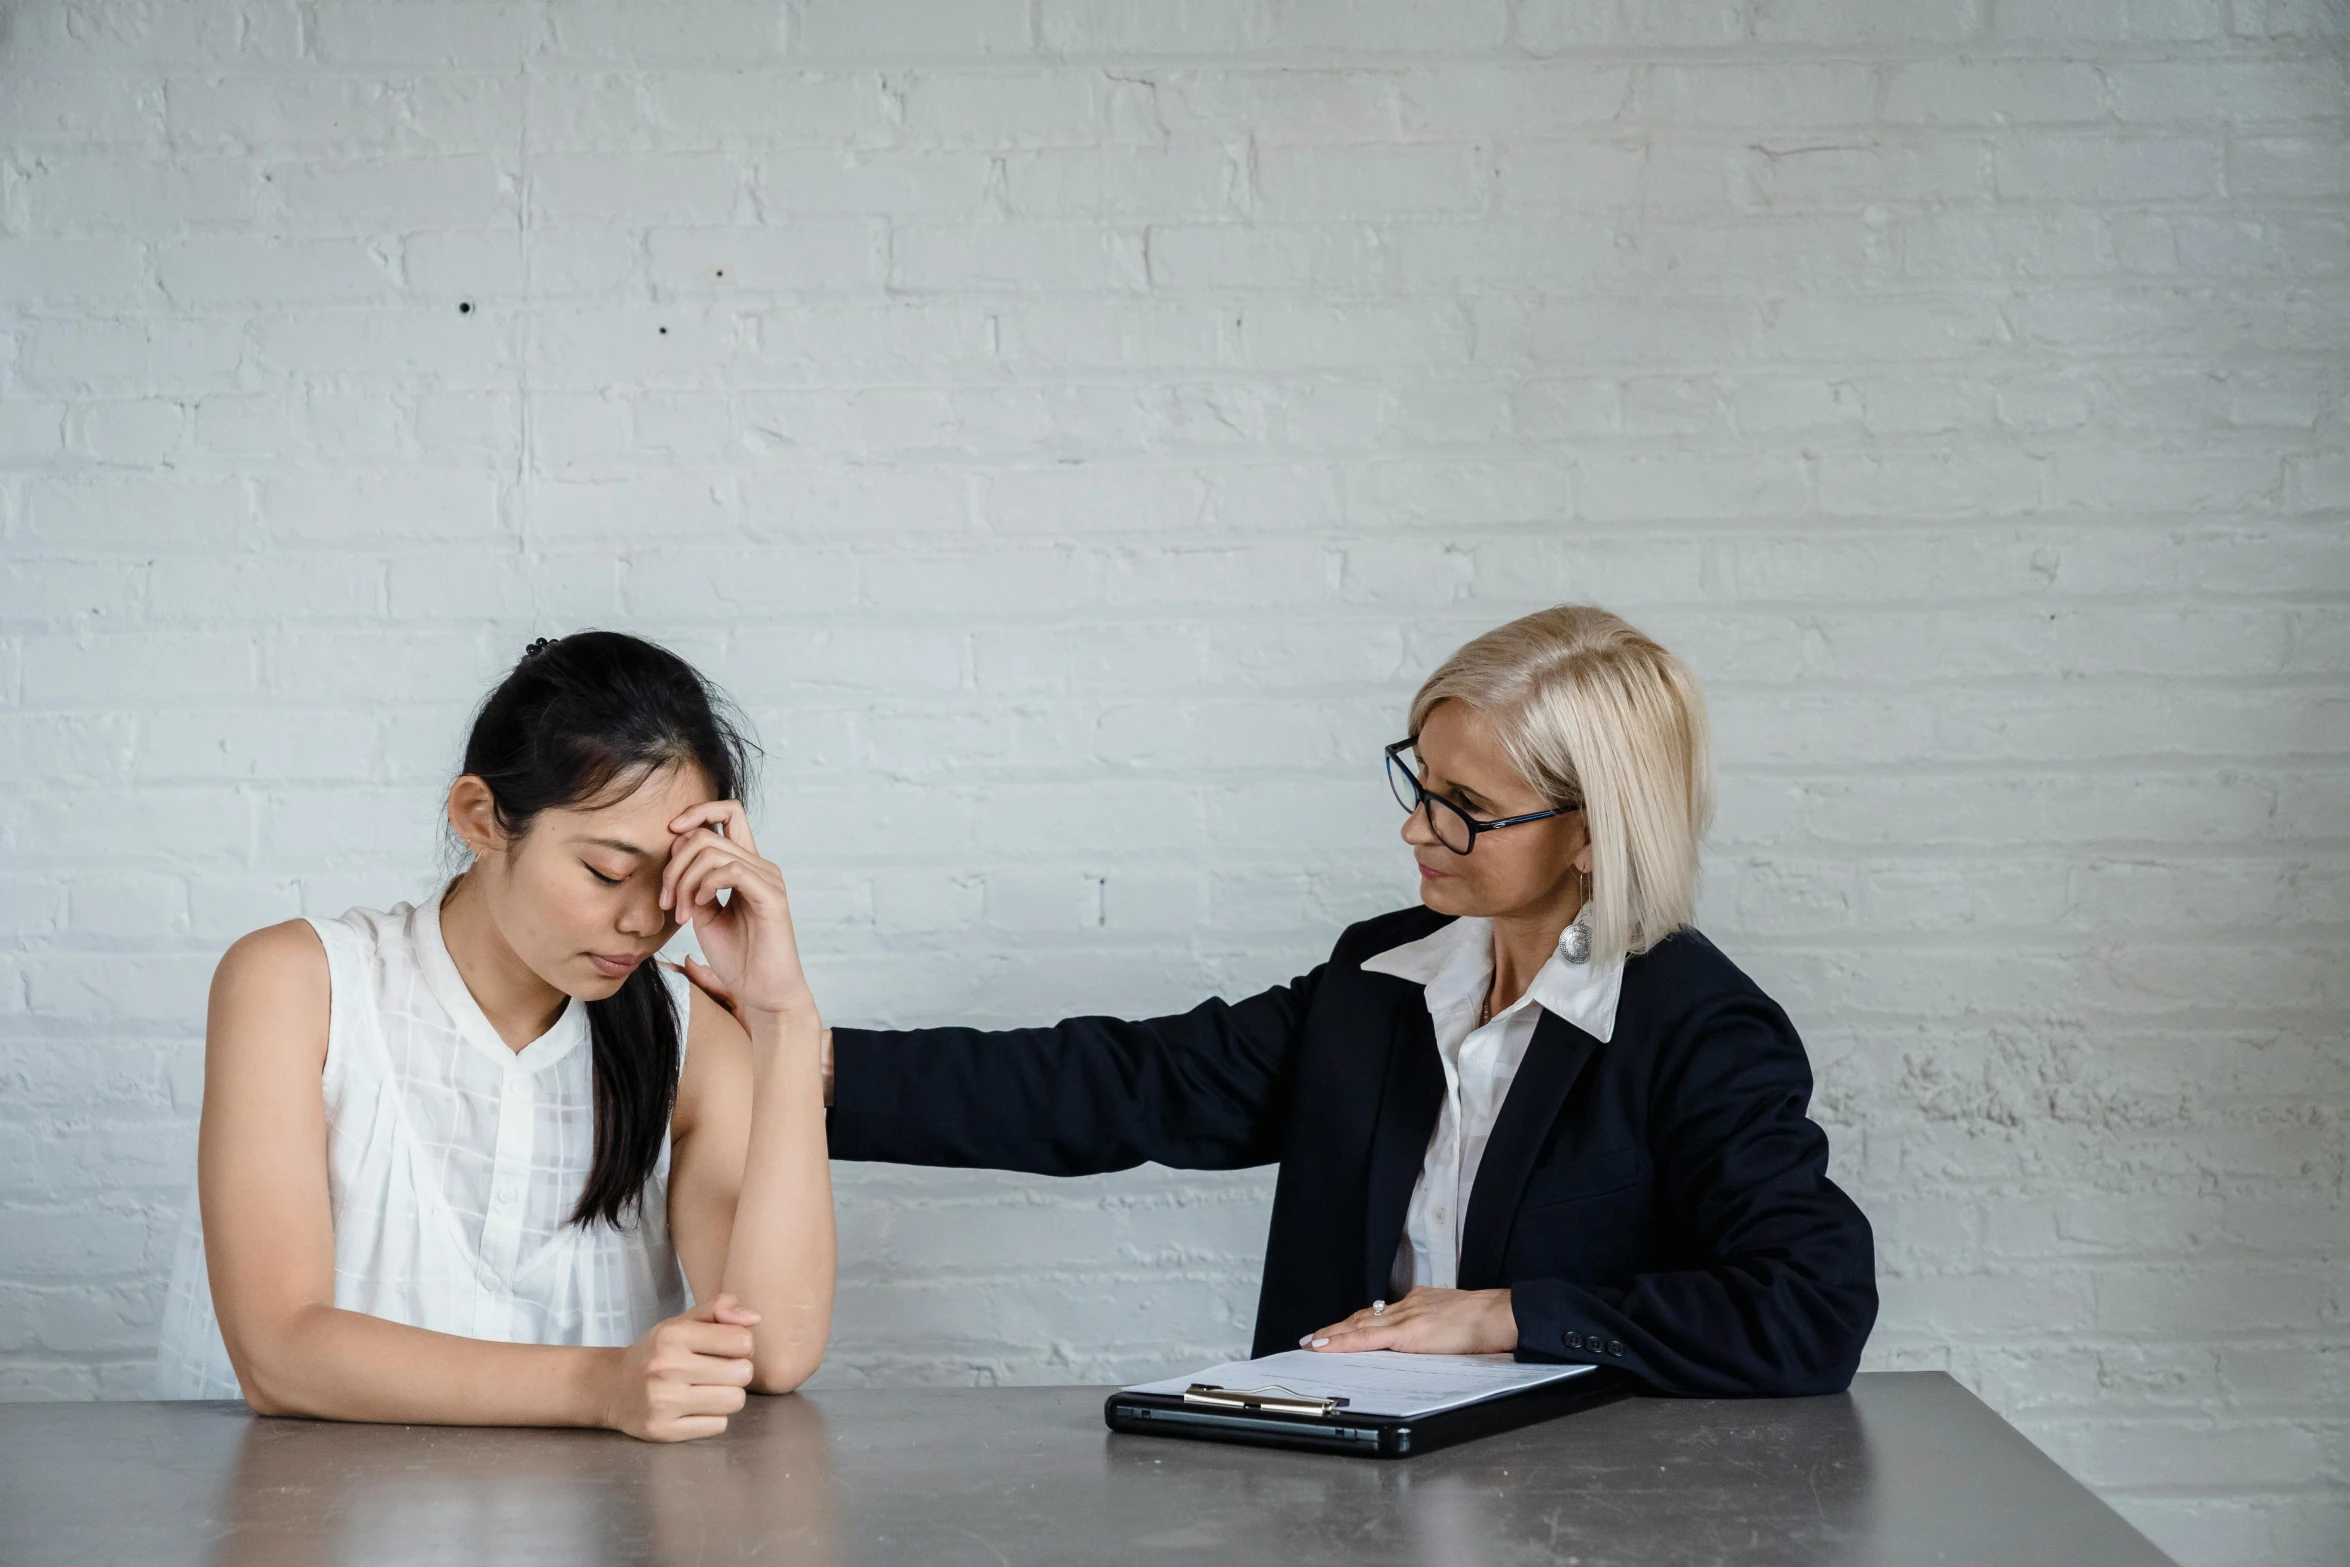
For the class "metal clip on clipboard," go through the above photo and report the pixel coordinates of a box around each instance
[1183,1382,1352,1418]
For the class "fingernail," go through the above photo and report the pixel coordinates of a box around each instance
[1311,1337,1329,1347]
[1298,1336,1311,1347]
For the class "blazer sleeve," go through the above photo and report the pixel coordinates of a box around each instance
[825,967,1321,1177]
[1509,989,1878,1396]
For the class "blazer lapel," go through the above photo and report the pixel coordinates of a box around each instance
[1360,997,1444,1303]
[1456,1010,1599,1290]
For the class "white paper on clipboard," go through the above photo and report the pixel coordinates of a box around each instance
[1123,1349,1596,1420]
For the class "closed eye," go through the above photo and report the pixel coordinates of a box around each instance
[584,864,624,887]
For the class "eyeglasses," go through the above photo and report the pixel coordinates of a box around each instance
[1384,738,1577,855]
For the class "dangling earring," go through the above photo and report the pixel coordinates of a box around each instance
[1562,869,1593,964]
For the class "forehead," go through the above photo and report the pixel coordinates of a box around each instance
[1418,700,1506,767]
[1416,701,1535,794]
[556,761,715,830]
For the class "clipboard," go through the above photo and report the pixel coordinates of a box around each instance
[1103,1359,1630,1459]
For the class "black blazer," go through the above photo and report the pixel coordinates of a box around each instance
[827,905,1877,1396]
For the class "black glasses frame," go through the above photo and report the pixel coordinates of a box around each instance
[1385,738,1576,854]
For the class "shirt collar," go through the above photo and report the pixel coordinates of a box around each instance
[1361,913,1622,1044]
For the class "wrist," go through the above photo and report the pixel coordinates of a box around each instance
[571,1345,622,1430]
[738,992,823,1036]
[741,1003,828,1075]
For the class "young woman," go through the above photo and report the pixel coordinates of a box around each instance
[156,632,833,1441]
[783,605,1874,1396]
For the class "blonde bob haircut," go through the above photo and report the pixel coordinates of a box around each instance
[1408,605,1714,967]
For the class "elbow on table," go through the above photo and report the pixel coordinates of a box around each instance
[239,1384,291,1418]
[1756,1280,1876,1398]
[222,1305,343,1419]
[1649,1275,1874,1398]
[749,1348,823,1397]
[1679,1334,1865,1400]
[228,1350,304,1418]
[1746,1352,1862,1399]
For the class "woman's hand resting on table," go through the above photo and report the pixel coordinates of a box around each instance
[1301,1286,1518,1355]
[601,1294,762,1442]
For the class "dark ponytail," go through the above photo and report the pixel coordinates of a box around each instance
[459,631,756,1229]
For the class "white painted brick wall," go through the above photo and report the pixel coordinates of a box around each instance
[2,2,2345,1561]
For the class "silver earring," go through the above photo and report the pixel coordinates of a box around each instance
[1561,872,1593,964]
[1561,912,1592,965]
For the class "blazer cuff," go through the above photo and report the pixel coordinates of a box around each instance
[823,1025,894,1160]
[1511,1277,1640,1376]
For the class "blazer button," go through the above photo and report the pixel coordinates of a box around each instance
[1607,1340,1624,1357]
[1566,1332,1582,1349]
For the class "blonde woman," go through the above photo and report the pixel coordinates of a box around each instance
[714,606,1873,1395]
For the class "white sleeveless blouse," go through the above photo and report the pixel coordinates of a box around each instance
[155,890,690,1398]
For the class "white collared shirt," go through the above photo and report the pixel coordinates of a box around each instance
[1362,915,1624,1295]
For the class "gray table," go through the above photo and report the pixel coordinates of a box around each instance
[0,1372,2167,1566]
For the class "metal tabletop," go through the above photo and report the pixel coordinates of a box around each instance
[0,1372,2167,1566]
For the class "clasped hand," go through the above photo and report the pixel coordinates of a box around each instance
[603,1294,760,1442]
[1301,1286,1518,1356]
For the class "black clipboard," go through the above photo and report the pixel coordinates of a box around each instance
[1103,1366,1631,1459]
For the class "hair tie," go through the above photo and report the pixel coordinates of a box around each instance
[525,636,554,660]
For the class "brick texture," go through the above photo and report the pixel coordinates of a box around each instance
[2,4,2346,1562]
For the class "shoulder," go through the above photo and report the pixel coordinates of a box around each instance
[1326,903,1452,970]
[207,921,331,1067]
[1616,928,1810,1079]
[213,920,329,1002]
[1622,927,1768,1007]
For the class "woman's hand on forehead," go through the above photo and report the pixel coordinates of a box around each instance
[657,800,816,1021]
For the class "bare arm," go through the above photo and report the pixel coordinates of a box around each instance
[666,980,836,1392]
[200,922,756,1440]
[660,797,839,1393]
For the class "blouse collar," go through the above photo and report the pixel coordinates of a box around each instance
[411,882,590,1075]
[1361,912,1622,1045]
